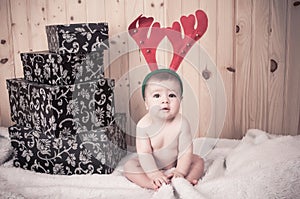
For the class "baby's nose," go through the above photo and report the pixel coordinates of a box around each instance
[161,96,169,103]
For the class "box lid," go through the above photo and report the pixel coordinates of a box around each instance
[46,23,109,34]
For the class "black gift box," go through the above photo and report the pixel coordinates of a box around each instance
[46,23,109,54]
[21,50,104,85]
[9,123,127,175]
[6,78,115,138]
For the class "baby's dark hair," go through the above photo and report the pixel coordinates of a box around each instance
[141,69,183,100]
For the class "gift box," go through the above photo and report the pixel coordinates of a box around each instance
[21,50,104,85]
[8,123,127,175]
[6,78,115,138]
[46,23,109,54]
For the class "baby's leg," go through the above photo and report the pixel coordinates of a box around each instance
[123,157,157,190]
[185,154,204,185]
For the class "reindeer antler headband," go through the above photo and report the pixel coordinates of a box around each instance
[128,10,208,99]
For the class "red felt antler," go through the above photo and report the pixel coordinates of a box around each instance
[128,10,208,72]
[166,10,208,71]
[128,14,165,71]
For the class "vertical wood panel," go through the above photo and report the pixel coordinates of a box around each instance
[105,0,128,108]
[65,0,87,23]
[165,0,182,96]
[0,0,14,127]
[165,0,182,93]
[181,1,201,139]
[283,0,300,135]
[250,0,269,131]
[86,0,106,22]
[105,0,126,77]
[200,0,217,137]
[217,0,235,138]
[267,0,287,135]
[144,0,165,67]
[105,0,132,147]
[10,0,31,77]
[28,0,48,51]
[164,0,182,100]
[126,0,145,149]
[234,0,252,138]
[46,0,67,25]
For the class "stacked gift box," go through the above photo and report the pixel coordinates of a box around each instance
[6,23,127,175]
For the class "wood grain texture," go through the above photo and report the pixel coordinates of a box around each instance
[46,0,67,25]
[234,0,252,138]
[217,0,235,138]
[10,0,30,77]
[180,0,201,139]
[200,0,218,138]
[28,0,48,51]
[283,0,300,135]
[249,0,269,132]
[66,0,87,23]
[0,0,15,126]
[86,0,106,22]
[267,0,287,135]
[105,0,129,135]
[0,0,299,138]
[125,0,144,148]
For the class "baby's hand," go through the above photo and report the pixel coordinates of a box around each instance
[168,170,185,179]
[147,171,170,189]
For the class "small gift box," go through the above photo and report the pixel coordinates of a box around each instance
[21,50,104,85]
[46,23,109,54]
[9,123,127,175]
[6,78,115,138]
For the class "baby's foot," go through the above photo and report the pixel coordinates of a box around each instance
[191,179,198,186]
[186,178,198,186]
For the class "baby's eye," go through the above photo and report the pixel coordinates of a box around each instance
[169,93,177,98]
[153,93,160,98]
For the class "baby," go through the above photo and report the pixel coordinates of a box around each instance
[123,69,204,190]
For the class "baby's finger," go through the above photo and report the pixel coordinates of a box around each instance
[166,173,174,179]
[158,178,166,186]
[174,173,182,178]
[162,176,170,184]
[153,179,162,188]
[172,171,184,178]
[151,181,159,190]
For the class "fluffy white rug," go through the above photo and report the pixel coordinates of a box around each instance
[0,128,299,199]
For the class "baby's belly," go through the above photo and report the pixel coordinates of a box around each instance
[153,147,178,169]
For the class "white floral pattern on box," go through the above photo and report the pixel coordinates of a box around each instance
[21,50,104,85]
[9,123,126,175]
[46,23,109,54]
[6,78,115,138]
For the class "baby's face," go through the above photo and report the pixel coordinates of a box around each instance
[144,79,182,120]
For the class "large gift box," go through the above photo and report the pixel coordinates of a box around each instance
[6,78,115,138]
[9,123,127,175]
[21,50,104,85]
[46,23,109,54]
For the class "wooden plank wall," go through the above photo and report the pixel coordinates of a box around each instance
[235,0,300,137]
[0,0,299,146]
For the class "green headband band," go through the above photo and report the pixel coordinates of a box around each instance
[141,69,183,100]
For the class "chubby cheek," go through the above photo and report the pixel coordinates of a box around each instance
[149,106,161,116]
[170,100,181,112]
[145,100,158,111]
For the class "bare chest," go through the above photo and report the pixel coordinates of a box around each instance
[149,126,180,151]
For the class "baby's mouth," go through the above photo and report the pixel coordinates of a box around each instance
[161,107,170,111]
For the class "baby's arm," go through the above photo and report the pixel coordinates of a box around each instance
[173,117,193,177]
[136,126,170,186]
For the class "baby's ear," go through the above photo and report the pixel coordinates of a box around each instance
[144,101,149,110]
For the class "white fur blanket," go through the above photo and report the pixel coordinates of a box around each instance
[0,128,299,199]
